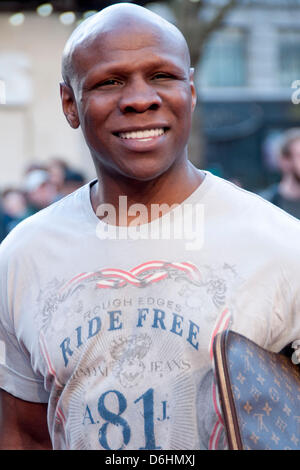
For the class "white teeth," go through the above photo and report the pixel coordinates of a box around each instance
[119,128,165,140]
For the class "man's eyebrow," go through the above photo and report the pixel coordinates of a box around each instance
[82,57,188,84]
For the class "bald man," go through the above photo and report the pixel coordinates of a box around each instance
[1,3,300,450]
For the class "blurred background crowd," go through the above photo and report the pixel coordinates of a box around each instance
[1,0,300,243]
[0,157,86,241]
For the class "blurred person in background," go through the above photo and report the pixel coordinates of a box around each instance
[47,157,70,194]
[0,188,28,242]
[260,128,300,219]
[23,169,57,215]
[53,168,86,201]
[59,169,86,197]
[24,162,48,175]
[0,206,5,243]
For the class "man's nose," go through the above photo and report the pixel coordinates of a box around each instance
[118,77,162,113]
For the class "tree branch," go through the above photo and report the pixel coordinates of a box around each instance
[200,0,238,42]
[171,0,239,66]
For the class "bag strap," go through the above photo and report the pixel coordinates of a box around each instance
[213,330,243,450]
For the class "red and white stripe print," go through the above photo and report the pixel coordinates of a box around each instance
[208,307,232,450]
[39,331,66,428]
[58,260,202,291]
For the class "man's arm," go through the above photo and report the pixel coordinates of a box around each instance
[0,389,52,449]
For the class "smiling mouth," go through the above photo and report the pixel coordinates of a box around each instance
[115,127,168,141]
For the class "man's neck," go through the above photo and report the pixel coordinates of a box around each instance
[90,161,205,226]
[279,174,300,200]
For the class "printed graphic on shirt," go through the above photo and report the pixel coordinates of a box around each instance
[36,261,236,449]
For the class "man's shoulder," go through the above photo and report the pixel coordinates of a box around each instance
[210,173,300,238]
[0,183,90,261]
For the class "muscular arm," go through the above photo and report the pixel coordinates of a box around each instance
[0,389,52,449]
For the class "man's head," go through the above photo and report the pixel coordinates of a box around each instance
[60,3,196,182]
[22,169,56,210]
[279,128,300,183]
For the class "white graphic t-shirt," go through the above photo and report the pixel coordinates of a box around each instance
[0,171,300,450]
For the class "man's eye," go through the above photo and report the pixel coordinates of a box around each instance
[152,73,173,80]
[97,79,122,88]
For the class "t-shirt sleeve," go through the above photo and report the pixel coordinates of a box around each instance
[268,261,300,354]
[0,235,49,403]
[0,319,49,403]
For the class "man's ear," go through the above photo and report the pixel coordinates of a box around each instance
[189,67,197,112]
[60,82,80,129]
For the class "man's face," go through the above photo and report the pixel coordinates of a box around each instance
[63,24,196,182]
[288,139,300,182]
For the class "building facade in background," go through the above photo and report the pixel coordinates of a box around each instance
[198,0,300,190]
[0,12,94,188]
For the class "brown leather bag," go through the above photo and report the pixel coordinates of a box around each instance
[213,330,300,450]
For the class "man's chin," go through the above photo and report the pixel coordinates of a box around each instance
[107,157,176,184]
[118,166,169,183]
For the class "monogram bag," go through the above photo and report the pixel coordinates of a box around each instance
[213,330,300,450]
